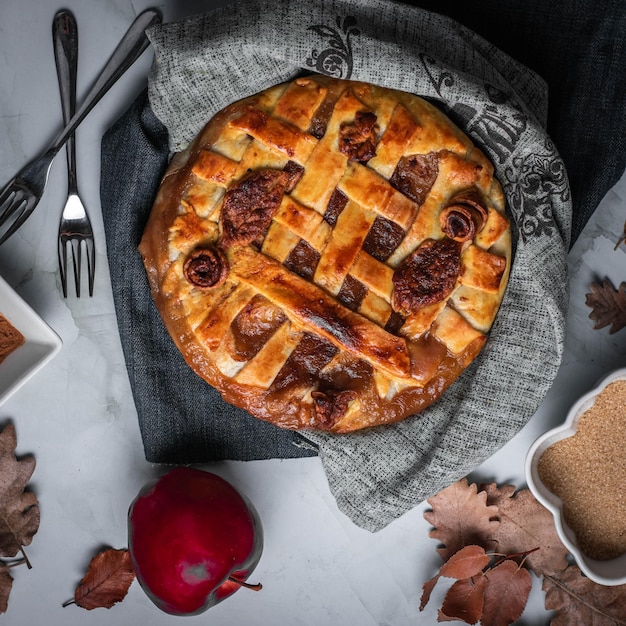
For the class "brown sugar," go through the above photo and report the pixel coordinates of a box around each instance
[0,313,25,365]
[537,379,626,560]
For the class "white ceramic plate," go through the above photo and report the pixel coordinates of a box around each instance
[525,367,626,586]
[0,274,62,406]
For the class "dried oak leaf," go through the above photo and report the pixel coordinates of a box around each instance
[481,483,568,577]
[424,478,499,561]
[66,548,135,610]
[585,280,626,334]
[420,545,490,611]
[0,423,39,561]
[439,575,488,624]
[543,565,626,626]
[481,559,532,626]
[0,568,13,614]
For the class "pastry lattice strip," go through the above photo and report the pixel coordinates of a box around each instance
[173,77,509,397]
[139,73,516,432]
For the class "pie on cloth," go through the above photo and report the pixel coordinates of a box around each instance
[101,0,576,531]
[139,75,511,433]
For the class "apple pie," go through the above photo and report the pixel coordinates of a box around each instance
[139,75,511,432]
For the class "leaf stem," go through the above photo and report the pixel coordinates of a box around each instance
[20,546,32,569]
[518,547,540,570]
[490,547,539,569]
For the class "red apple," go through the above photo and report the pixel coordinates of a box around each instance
[128,467,263,615]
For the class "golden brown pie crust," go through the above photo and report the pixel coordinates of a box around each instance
[140,75,511,433]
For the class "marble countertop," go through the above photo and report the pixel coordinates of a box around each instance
[0,0,625,624]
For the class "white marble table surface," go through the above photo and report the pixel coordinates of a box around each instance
[0,0,625,624]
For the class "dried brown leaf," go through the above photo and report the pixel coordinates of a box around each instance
[420,545,490,612]
[585,279,626,334]
[68,548,135,610]
[481,559,532,626]
[481,483,568,576]
[0,568,13,614]
[420,572,440,612]
[0,423,39,561]
[439,575,487,624]
[440,545,491,580]
[438,607,468,623]
[543,565,626,625]
[424,478,499,561]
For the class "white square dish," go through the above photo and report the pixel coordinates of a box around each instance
[525,367,626,586]
[0,274,62,406]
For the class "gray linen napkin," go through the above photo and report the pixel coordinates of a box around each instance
[140,0,570,531]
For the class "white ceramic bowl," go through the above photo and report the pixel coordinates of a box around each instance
[525,367,626,586]
[0,274,62,406]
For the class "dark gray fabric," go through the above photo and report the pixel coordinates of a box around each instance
[101,92,316,461]
[99,0,624,530]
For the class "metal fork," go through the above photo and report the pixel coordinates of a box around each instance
[0,8,161,245]
[54,10,94,297]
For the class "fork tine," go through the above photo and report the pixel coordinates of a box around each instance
[0,184,16,210]
[58,235,95,298]
[58,236,69,298]
[0,187,23,223]
[0,193,36,245]
[85,237,95,297]
[70,238,82,298]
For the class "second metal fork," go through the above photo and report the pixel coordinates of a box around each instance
[54,10,95,298]
[0,9,160,245]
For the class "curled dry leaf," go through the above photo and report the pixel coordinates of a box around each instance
[424,478,499,561]
[0,423,39,563]
[585,279,626,335]
[481,483,569,576]
[65,548,135,610]
[543,565,626,626]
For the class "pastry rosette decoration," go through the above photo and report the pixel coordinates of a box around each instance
[140,75,511,432]
[439,190,488,242]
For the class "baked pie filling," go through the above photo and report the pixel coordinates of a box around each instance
[140,75,511,432]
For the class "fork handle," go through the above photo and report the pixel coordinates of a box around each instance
[51,8,161,154]
[53,10,78,193]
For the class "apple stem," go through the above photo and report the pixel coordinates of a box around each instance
[228,576,263,591]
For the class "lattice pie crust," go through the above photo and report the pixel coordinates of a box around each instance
[140,75,511,433]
